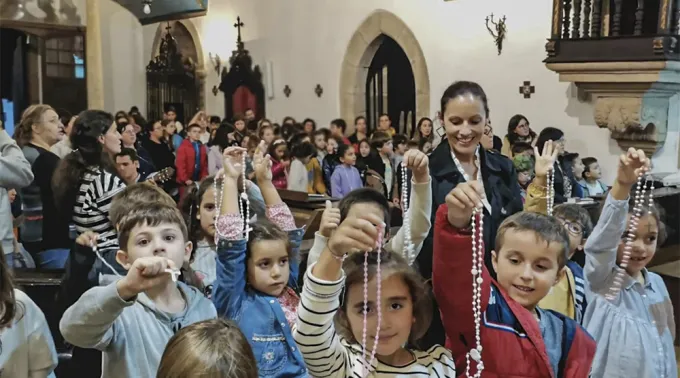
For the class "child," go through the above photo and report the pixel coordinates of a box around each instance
[268,139,289,189]
[367,131,394,199]
[330,143,363,198]
[294,217,456,376]
[313,129,329,163]
[579,157,607,196]
[418,137,433,154]
[307,149,432,268]
[391,133,408,168]
[212,146,307,377]
[322,137,343,194]
[330,118,351,145]
[356,139,371,181]
[156,319,258,378]
[582,148,677,378]
[176,123,208,199]
[525,141,593,321]
[287,141,315,192]
[513,154,534,203]
[0,245,58,377]
[258,123,275,151]
[433,182,596,376]
[60,204,217,377]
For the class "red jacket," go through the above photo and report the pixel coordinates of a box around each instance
[433,204,595,377]
[176,139,208,186]
[271,159,287,189]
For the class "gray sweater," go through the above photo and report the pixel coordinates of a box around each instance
[60,280,217,377]
[0,130,33,254]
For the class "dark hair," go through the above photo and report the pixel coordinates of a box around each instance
[166,106,177,114]
[13,104,55,147]
[247,218,293,261]
[581,157,598,179]
[337,143,354,161]
[281,123,298,142]
[392,134,408,148]
[440,81,489,118]
[209,125,232,151]
[496,212,570,268]
[415,117,433,140]
[312,129,328,141]
[146,119,168,133]
[129,106,140,115]
[291,141,315,159]
[338,188,390,225]
[417,137,431,152]
[267,139,288,161]
[379,113,390,121]
[370,131,391,150]
[110,183,176,226]
[563,152,580,166]
[511,142,533,156]
[289,132,311,150]
[0,245,25,355]
[186,123,201,132]
[354,116,366,125]
[506,114,536,144]
[116,147,138,162]
[331,118,347,133]
[209,116,221,125]
[535,127,565,154]
[282,116,296,125]
[335,251,432,347]
[52,110,115,217]
[302,118,316,132]
[157,318,258,378]
[553,204,594,239]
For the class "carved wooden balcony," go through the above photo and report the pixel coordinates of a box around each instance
[544,0,680,157]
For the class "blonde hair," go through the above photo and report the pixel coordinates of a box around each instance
[13,104,54,147]
[157,319,258,378]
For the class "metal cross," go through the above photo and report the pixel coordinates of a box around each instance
[234,17,245,43]
[519,81,535,99]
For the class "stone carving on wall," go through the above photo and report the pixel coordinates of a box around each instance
[0,0,82,25]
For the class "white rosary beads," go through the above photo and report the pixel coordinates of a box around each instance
[466,208,485,377]
[90,241,180,281]
[401,162,414,265]
[605,171,652,301]
[547,165,555,216]
[361,227,384,377]
[214,151,251,240]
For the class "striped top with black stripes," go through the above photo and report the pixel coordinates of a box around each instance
[293,265,456,377]
[72,168,125,251]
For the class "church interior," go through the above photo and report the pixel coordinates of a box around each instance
[1,0,679,376]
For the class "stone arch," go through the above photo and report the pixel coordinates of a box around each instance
[150,19,206,109]
[340,10,430,133]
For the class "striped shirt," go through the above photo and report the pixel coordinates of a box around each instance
[72,168,125,251]
[294,267,456,378]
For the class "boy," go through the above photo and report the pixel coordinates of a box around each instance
[391,134,408,168]
[329,118,351,145]
[579,157,607,196]
[176,123,208,200]
[367,131,394,199]
[60,203,216,378]
[307,148,432,268]
[433,182,596,376]
[513,154,533,203]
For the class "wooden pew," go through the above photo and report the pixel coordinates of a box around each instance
[278,189,338,239]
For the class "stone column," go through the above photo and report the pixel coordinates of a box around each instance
[85,0,104,109]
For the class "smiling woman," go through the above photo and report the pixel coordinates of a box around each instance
[14,104,73,268]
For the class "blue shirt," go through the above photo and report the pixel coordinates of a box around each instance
[192,141,201,181]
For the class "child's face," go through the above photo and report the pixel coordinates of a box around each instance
[359,142,371,157]
[381,141,393,156]
[330,124,342,137]
[572,158,585,179]
[617,214,658,277]
[235,120,246,132]
[118,222,192,270]
[345,273,414,358]
[241,136,250,149]
[341,149,356,166]
[314,134,327,151]
[517,170,532,187]
[247,239,289,297]
[301,155,312,165]
[395,142,407,155]
[555,216,585,258]
[327,139,338,154]
[586,162,601,180]
[187,127,201,142]
[262,128,274,144]
[198,187,216,238]
[275,145,286,160]
[422,142,432,154]
[492,229,565,312]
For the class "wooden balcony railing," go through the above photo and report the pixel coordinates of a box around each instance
[546,0,680,63]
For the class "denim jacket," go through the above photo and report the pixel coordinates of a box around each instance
[213,223,307,377]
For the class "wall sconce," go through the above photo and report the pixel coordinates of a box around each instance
[314,84,323,98]
[212,85,219,96]
[142,0,152,15]
[485,13,507,55]
[209,53,221,75]
[283,85,292,98]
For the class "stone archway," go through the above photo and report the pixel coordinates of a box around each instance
[340,10,430,134]
[150,19,206,110]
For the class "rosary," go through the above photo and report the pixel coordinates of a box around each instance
[361,224,384,376]
[605,170,653,301]
[214,151,252,240]
[401,162,415,265]
[91,242,180,281]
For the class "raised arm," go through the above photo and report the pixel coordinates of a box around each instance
[524,141,558,214]
[0,129,33,188]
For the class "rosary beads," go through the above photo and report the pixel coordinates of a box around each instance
[547,165,555,216]
[605,171,652,301]
[214,151,251,240]
[466,208,485,377]
[361,224,384,377]
[401,162,414,265]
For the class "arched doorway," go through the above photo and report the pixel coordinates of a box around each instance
[340,10,429,135]
[365,35,415,135]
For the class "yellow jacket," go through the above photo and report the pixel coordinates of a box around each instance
[306,157,326,194]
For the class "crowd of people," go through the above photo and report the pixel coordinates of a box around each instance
[0,80,675,378]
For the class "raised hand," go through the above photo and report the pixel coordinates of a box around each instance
[616,148,649,186]
[327,212,384,257]
[253,140,273,182]
[445,181,485,229]
[116,256,177,300]
[319,200,340,238]
[533,140,558,179]
[222,146,246,180]
[403,149,429,183]
[76,231,99,248]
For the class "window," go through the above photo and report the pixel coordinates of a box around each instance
[45,35,85,79]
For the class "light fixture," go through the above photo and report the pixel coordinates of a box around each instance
[142,0,152,15]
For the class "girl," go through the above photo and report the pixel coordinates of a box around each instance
[208,125,231,175]
[0,245,58,377]
[268,139,289,189]
[302,118,316,135]
[14,104,71,269]
[212,146,307,377]
[156,319,258,378]
[322,136,343,194]
[294,217,455,377]
[330,143,363,198]
[502,114,537,158]
[582,148,676,378]
[258,123,275,151]
[356,138,372,179]
[181,175,265,296]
